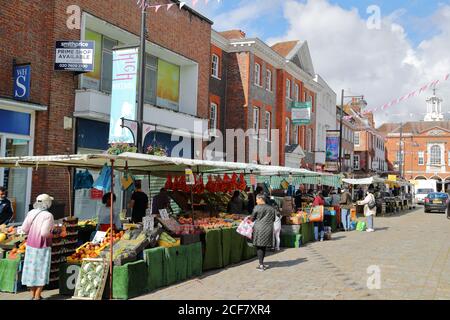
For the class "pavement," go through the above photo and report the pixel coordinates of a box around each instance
[1,206,449,300]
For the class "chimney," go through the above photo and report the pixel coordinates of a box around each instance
[239,30,246,38]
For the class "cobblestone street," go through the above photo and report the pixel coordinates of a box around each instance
[1,207,449,300]
[136,207,450,300]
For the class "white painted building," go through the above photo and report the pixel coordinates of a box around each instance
[314,75,337,166]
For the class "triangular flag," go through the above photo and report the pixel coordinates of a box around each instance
[192,0,199,7]
[154,4,162,12]
[445,74,450,81]
[179,2,186,9]
[167,3,174,10]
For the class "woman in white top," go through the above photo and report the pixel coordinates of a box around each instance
[357,189,376,232]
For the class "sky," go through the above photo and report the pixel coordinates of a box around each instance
[184,0,450,126]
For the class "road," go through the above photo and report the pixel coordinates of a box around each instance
[1,207,449,300]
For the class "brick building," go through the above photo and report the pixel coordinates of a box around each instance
[209,30,322,168]
[0,0,212,221]
[379,93,450,191]
[336,106,356,174]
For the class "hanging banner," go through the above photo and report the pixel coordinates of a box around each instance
[13,64,31,101]
[325,131,340,172]
[108,46,139,144]
[291,101,312,125]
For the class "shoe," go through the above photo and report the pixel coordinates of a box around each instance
[256,265,265,272]
[366,229,374,232]
[263,265,270,269]
[29,297,34,300]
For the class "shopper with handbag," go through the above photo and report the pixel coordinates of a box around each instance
[250,194,277,271]
[21,194,55,300]
[358,188,376,232]
[312,191,325,241]
[340,188,353,231]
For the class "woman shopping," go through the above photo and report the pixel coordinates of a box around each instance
[357,188,376,232]
[250,194,277,271]
[21,194,55,300]
[312,191,325,241]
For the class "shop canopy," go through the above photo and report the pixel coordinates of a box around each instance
[341,176,385,185]
[0,153,341,186]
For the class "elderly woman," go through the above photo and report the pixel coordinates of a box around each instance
[21,194,55,300]
[250,194,277,271]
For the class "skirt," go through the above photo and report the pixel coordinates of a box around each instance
[21,246,51,287]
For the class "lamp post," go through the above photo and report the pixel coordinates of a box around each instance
[339,90,366,173]
[136,1,148,153]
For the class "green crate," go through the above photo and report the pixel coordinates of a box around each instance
[203,229,223,271]
[143,247,165,291]
[230,227,245,264]
[113,260,148,300]
[221,228,233,267]
[280,234,302,248]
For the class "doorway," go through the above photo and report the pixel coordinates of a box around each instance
[0,135,31,222]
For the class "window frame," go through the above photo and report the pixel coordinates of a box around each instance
[266,69,272,92]
[253,107,260,132]
[286,79,291,99]
[430,145,441,165]
[209,102,218,131]
[254,63,262,87]
[294,83,299,102]
[211,54,220,79]
[354,132,360,146]
[418,151,425,166]
[285,118,290,145]
[353,155,360,170]
[264,111,271,141]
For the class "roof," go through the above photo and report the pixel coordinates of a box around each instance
[219,30,246,40]
[379,121,450,134]
[271,41,300,57]
[172,0,213,25]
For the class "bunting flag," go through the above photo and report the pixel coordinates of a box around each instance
[343,73,450,120]
[136,0,187,11]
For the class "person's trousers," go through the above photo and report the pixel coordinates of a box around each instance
[367,215,374,230]
[256,246,266,265]
[273,221,281,250]
[341,208,350,231]
[314,222,324,241]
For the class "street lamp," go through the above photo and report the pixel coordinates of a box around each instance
[339,90,367,173]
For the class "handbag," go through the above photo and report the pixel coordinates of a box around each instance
[308,206,324,222]
[236,216,254,240]
[368,194,376,210]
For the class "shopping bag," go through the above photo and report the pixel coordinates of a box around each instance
[236,217,254,240]
[308,206,324,222]
[356,221,366,231]
[92,165,112,192]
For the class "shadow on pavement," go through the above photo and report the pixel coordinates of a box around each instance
[265,257,307,269]
[375,227,389,231]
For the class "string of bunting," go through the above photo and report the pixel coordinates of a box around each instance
[137,0,221,11]
[343,73,450,121]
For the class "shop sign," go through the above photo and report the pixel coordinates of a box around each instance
[325,162,338,172]
[54,41,95,72]
[325,131,339,172]
[345,154,351,160]
[13,64,31,101]
[90,188,103,200]
[109,46,139,144]
[291,101,312,125]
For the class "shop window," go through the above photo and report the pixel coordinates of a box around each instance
[144,54,158,105]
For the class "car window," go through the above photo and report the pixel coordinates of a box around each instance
[417,189,434,194]
[428,193,448,199]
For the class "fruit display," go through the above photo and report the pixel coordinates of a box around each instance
[74,260,107,300]
[78,219,97,228]
[68,230,124,263]
[100,229,149,264]
[158,232,180,247]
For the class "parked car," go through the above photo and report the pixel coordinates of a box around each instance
[424,192,449,213]
[415,188,435,205]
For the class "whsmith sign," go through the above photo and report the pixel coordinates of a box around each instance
[54,41,95,72]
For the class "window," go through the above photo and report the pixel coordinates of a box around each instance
[264,111,271,140]
[209,103,218,131]
[285,118,290,145]
[294,126,299,145]
[353,155,360,170]
[303,91,307,102]
[254,63,261,86]
[396,151,404,164]
[354,132,360,146]
[295,84,299,102]
[266,69,272,91]
[83,29,118,93]
[430,145,441,165]
[286,79,291,99]
[307,128,312,152]
[144,54,158,105]
[211,54,220,78]
[253,107,260,132]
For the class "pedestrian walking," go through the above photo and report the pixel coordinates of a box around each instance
[250,194,277,271]
[340,188,352,231]
[358,188,376,232]
[312,191,325,241]
[21,194,55,300]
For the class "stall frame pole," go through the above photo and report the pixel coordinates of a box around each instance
[109,159,115,300]
[67,168,73,217]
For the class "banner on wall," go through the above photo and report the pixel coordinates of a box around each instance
[54,41,95,72]
[157,59,180,111]
[13,64,31,101]
[291,101,312,125]
[108,46,139,144]
[325,131,340,172]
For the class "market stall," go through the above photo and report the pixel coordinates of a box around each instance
[0,152,341,299]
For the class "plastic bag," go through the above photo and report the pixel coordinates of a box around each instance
[236,217,254,239]
[309,206,324,222]
[92,165,111,192]
[356,221,366,231]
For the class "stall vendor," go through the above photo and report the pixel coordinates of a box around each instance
[151,188,172,216]
[129,180,149,223]
[98,192,122,232]
[227,191,245,214]
[0,187,14,224]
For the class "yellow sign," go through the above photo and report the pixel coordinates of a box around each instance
[388,175,397,182]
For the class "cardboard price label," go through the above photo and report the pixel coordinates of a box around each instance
[185,168,195,185]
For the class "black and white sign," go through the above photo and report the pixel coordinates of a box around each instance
[55,41,95,72]
[159,209,169,220]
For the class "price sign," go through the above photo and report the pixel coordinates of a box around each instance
[159,209,169,220]
[90,189,103,200]
[92,231,106,244]
[185,168,195,185]
[143,215,154,232]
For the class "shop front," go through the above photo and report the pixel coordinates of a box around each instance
[0,98,46,222]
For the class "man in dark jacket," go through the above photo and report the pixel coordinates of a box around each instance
[0,187,14,224]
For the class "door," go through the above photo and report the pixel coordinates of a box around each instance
[0,136,31,222]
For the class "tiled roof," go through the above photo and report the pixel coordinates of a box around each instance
[219,30,246,40]
[271,41,299,57]
[379,121,450,134]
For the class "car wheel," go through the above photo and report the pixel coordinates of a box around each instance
[424,209,429,213]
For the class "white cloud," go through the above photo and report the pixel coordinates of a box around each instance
[267,0,450,125]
